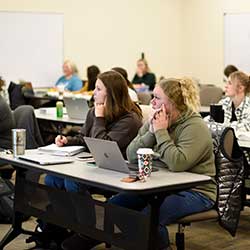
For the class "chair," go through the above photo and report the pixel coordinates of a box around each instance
[175,127,244,250]
[139,104,152,123]
[199,84,223,106]
[137,92,152,105]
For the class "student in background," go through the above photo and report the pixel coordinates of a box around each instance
[45,70,143,191]
[109,77,216,250]
[219,71,250,131]
[55,60,83,91]
[112,67,138,102]
[0,95,15,149]
[74,65,100,95]
[132,58,156,91]
[223,64,238,82]
[0,76,8,103]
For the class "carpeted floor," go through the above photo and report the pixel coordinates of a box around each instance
[0,207,250,250]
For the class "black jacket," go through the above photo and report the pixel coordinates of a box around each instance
[209,124,244,236]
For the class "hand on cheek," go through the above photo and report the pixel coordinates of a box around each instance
[94,102,105,117]
[152,104,169,132]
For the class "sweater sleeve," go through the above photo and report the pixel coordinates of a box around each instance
[66,109,94,146]
[154,123,211,172]
[126,122,156,163]
[90,114,142,152]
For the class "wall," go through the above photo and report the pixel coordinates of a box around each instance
[181,0,250,87]
[0,0,183,81]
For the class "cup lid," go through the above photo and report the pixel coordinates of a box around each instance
[137,148,154,155]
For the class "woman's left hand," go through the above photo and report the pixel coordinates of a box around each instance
[152,105,169,132]
[95,102,105,117]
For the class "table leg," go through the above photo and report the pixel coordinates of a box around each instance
[147,194,165,250]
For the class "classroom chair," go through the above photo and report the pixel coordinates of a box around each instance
[199,84,223,106]
[175,126,244,250]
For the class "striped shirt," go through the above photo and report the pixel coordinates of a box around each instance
[219,96,250,132]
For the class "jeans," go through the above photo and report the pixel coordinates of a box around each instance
[109,190,214,249]
[45,175,80,192]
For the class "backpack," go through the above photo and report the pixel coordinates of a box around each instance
[0,177,14,223]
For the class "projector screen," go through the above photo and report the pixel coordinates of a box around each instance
[224,13,250,74]
[0,11,63,88]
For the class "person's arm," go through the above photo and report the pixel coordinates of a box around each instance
[91,113,142,152]
[231,106,250,131]
[126,122,156,163]
[154,123,212,172]
[55,76,63,86]
[65,109,94,146]
[66,76,83,91]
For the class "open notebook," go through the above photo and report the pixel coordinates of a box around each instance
[38,144,85,156]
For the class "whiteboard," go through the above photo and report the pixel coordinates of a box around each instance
[224,13,250,74]
[0,11,63,88]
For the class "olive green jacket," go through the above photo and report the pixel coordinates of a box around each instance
[127,110,217,202]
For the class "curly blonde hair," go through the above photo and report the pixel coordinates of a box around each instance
[158,77,200,113]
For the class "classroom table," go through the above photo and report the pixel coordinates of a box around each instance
[0,150,211,250]
[34,107,85,125]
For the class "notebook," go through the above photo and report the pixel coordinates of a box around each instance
[38,144,85,156]
[19,153,73,165]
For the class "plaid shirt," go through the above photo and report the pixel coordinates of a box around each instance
[219,96,250,131]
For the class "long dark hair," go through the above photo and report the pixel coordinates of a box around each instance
[98,71,142,123]
[112,67,135,90]
[87,65,100,91]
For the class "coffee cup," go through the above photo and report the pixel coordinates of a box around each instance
[137,148,154,182]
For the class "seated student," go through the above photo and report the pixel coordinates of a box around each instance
[0,95,15,149]
[223,64,238,82]
[55,60,83,91]
[76,65,100,95]
[132,58,156,91]
[219,71,250,131]
[106,78,216,250]
[45,70,143,192]
[112,67,138,102]
[0,76,9,103]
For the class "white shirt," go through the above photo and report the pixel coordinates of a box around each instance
[128,87,138,102]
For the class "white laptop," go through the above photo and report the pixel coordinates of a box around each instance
[84,137,159,174]
[18,150,74,165]
[64,96,89,120]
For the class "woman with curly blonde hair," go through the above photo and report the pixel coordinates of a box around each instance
[109,77,216,250]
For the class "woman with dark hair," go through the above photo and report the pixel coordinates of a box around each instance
[45,70,142,191]
[112,67,138,102]
[224,64,238,82]
[44,71,143,250]
[75,65,100,95]
[86,65,100,91]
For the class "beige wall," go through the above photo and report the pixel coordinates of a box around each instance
[182,0,250,87]
[2,0,250,86]
[0,0,183,81]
